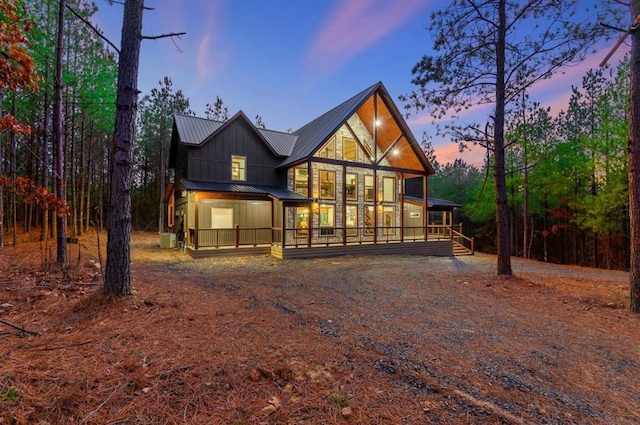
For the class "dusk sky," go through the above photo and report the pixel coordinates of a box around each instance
[91,0,628,167]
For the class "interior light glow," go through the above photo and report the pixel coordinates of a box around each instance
[375,119,381,127]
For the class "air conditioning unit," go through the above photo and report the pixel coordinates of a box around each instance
[160,233,176,248]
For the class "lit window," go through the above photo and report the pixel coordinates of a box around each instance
[383,206,396,235]
[319,170,335,199]
[346,205,357,236]
[364,206,374,235]
[317,137,335,159]
[343,138,356,161]
[296,207,309,237]
[345,173,357,201]
[319,204,335,236]
[364,175,374,201]
[294,168,308,195]
[231,155,246,181]
[383,177,395,202]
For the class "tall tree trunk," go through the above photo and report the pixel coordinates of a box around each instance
[54,0,67,263]
[105,0,144,296]
[11,98,17,246]
[79,114,85,236]
[41,66,50,242]
[494,0,512,275]
[628,0,640,312]
[0,89,4,248]
[158,123,166,233]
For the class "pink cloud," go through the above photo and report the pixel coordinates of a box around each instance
[308,0,432,71]
[434,142,486,168]
[197,32,213,77]
[195,1,227,80]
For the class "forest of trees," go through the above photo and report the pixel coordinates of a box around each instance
[427,60,630,270]
[0,0,636,274]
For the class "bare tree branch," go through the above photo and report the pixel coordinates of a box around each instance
[141,32,186,40]
[66,4,120,54]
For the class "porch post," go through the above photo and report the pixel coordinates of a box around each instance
[307,203,312,247]
[194,194,199,249]
[400,172,404,242]
[373,93,378,245]
[282,205,286,248]
[342,165,347,246]
[373,169,378,244]
[423,175,427,241]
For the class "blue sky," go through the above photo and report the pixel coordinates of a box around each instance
[91,0,628,166]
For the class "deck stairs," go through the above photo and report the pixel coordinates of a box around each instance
[452,229,474,256]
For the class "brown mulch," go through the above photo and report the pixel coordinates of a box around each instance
[0,230,638,424]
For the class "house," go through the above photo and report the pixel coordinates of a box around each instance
[167,81,472,258]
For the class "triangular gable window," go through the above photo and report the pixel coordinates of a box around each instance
[317,136,336,159]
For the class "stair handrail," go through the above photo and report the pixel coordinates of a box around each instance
[451,228,474,254]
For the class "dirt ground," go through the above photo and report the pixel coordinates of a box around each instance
[1,230,639,424]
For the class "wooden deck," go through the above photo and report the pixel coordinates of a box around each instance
[185,239,453,259]
[271,240,453,259]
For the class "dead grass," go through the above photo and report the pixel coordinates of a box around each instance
[0,230,638,424]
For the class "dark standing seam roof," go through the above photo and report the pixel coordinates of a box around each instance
[404,195,462,209]
[257,128,297,156]
[279,82,382,168]
[181,179,310,201]
[173,113,297,157]
[174,114,224,145]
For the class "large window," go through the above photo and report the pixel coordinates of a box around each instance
[319,170,336,199]
[294,168,308,196]
[345,173,357,201]
[343,137,357,161]
[383,177,396,203]
[317,137,335,159]
[231,155,246,181]
[211,208,233,229]
[296,207,309,237]
[319,204,335,236]
[364,206,374,235]
[364,175,374,201]
[383,206,396,235]
[346,205,357,236]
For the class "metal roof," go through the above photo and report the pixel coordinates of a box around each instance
[174,114,224,145]
[405,195,462,210]
[181,180,310,201]
[256,128,297,156]
[279,82,382,167]
[173,113,296,157]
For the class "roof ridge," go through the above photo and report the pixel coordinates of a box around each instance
[174,113,225,124]
[294,81,381,133]
[258,127,297,136]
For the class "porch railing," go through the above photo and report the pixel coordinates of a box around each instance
[189,225,460,250]
[192,226,273,249]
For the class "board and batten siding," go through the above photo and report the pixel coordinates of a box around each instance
[186,119,285,186]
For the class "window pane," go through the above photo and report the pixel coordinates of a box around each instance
[294,168,308,196]
[383,206,395,235]
[343,138,356,161]
[317,137,335,159]
[319,204,335,235]
[231,155,246,181]
[296,207,309,237]
[383,177,395,202]
[364,175,374,201]
[345,173,357,200]
[319,170,335,199]
[364,206,374,235]
[346,205,357,236]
